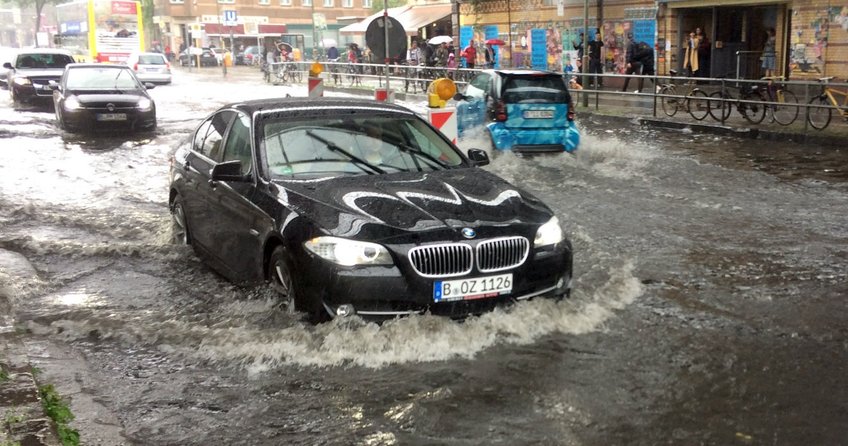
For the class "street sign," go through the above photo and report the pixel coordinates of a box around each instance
[223,10,237,26]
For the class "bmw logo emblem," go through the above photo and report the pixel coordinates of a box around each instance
[106,103,115,112]
[461,228,476,239]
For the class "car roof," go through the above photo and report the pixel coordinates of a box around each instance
[224,97,419,118]
[492,69,562,76]
[131,52,166,57]
[15,48,73,56]
[66,63,130,69]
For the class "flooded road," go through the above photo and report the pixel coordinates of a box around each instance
[1,69,846,445]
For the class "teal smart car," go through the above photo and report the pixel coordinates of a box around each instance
[455,69,580,153]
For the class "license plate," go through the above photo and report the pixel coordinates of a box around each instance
[96,113,127,121]
[433,273,513,303]
[145,67,160,72]
[523,110,554,119]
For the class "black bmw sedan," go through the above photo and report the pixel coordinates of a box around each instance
[52,63,157,133]
[169,98,572,322]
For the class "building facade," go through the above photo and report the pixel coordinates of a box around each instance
[459,0,848,80]
[152,0,373,56]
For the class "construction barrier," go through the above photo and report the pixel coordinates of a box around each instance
[375,88,394,103]
[428,107,457,145]
[308,77,323,97]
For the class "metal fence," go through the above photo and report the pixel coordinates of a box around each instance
[263,61,848,133]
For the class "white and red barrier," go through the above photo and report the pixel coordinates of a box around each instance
[428,107,457,145]
[308,76,323,97]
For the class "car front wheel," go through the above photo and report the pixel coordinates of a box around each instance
[170,195,190,245]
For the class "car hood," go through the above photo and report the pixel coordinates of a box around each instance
[274,168,552,241]
[68,91,148,103]
[11,68,64,78]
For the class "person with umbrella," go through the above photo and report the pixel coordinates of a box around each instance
[484,42,495,68]
[435,42,449,67]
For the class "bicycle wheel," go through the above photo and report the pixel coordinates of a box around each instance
[707,91,732,122]
[807,96,832,130]
[660,85,679,117]
[771,89,799,126]
[686,89,710,121]
[739,91,767,124]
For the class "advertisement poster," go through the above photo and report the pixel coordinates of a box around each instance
[632,19,656,47]
[530,29,547,70]
[94,0,142,63]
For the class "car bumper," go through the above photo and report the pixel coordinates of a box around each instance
[488,122,580,153]
[296,242,573,320]
[62,107,156,132]
[11,83,54,102]
[135,72,172,83]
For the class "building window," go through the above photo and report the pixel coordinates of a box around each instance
[302,0,311,5]
[362,0,371,7]
[280,0,291,5]
[342,0,352,6]
[259,0,269,4]
[169,0,184,4]
[217,0,234,4]
[323,0,332,6]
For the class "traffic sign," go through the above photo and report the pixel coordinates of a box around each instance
[223,10,237,26]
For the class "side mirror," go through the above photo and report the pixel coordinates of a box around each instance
[466,149,489,167]
[144,82,155,89]
[210,160,245,182]
[2,62,12,70]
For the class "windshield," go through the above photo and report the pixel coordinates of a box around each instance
[261,115,464,178]
[66,67,140,90]
[502,74,570,104]
[15,53,75,69]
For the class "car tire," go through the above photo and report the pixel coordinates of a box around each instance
[170,195,191,245]
[267,246,328,323]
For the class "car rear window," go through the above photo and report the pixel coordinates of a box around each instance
[138,54,166,65]
[501,74,570,104]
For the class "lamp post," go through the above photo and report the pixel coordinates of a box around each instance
[311,0,317,58]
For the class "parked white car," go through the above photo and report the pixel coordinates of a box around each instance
[126,51,172,84]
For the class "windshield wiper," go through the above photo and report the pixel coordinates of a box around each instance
[113,69,126,94]
[395,142,450,170]
[305,130,385,175]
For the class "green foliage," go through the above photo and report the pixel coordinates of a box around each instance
[38,385,80,446]
[3,409,24,426]
[0,439,22,446]
[0,367,8,382]
[370,0,407,12]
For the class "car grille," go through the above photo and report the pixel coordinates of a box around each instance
[408,236,530,278]
[476,236,530,273]
[408,243,473,278]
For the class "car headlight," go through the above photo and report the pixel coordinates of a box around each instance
[304,236,393,266]
[137,98,152,111]
[13,77,31,86]
[534,216,564,247]
[64,96,81,111]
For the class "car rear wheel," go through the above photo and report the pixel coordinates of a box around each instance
[170,195,191,245]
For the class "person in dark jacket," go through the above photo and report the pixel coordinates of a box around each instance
[587,30,604,88]
[621,33,641,92]
[634,42,655,93]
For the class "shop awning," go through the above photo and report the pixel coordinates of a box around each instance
[203,23,287,36]
[660,0,788,7]
[339,3,451,36]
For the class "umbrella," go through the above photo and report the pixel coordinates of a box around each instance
[320,38,338,48]
[428,35,453,45]
[485,38,506,46]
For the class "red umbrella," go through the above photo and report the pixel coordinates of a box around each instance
[485,38,506,46]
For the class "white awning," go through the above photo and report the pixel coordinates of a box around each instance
[339,3,452,37]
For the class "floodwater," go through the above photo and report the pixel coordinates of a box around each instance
[1,69,846,446]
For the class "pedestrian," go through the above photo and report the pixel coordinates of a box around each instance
[683,30,700,77]
[573,32,584,72]
[621,33,642,92]
[696,27,711,77]
[484,43,495,68]
[635,41,655,93]
[326,45,339,61]
[461,40,477,69]
[587,29,604,88]
[407,40,421,65]
[761,28,776,78]
[435,42,449,67]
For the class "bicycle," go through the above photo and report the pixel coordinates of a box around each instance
[762,76,799,126]
[707,81,768,124]
[658,69,710,120]
[807,76,848,130]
